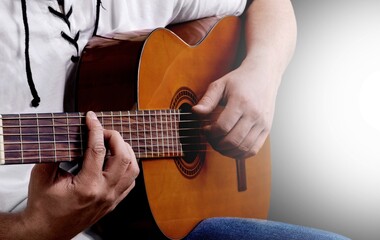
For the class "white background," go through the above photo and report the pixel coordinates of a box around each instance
[269,1,380,239]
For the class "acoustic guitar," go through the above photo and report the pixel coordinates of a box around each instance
[0,16,271,239]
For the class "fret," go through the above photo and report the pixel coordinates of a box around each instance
[111,111,114,131]
[160,110,165,157]
[165,110,170,156]
[177,111,182,156]
[169,110,174,157]
[52,113,57,162]
[53,113,69,162]
[154,110,159,157]
[0,115,4,164]
[172,110,177,156]
[169,110,175,157]
[119,111,123,139]
[148,110,154,157]
[66,113,71,163]
[67,113,83,162]
[142,110,147,157]
[100,111,105,127]
[135,111,141,158]
[79,113,84,158]
[37,114,54,162]
[127,111,132,143]
[19,114,24,164]
[36,114,41,163]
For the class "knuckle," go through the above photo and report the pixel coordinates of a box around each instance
[120,155,131,166]
[101,191,117,206]
[225,136,241,149]
[77,185,100,203]
[91,143,107,155]
[131,164,140,179]
[216,122,232,135]
[209,80,220,89]
[248,146,259,157]
[109,129,120,136]
[238,143,251,153]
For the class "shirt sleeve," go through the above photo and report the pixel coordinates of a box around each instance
[170,0,247,24]
[97,0,247,37]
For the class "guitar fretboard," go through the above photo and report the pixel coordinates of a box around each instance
[0,110,185,164]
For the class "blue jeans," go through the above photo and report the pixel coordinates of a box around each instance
[185,217,350,240]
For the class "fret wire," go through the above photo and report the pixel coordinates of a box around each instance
[165,109,170,157]
[66,113,71,163]
[111,111,114,131]
[36,113,41,163]
[142,110,148,157]
[175,110,179,156]
[148,110,153,157]
[175,110,180,156]
[169,110,174,156]
[119,111,123,139]
[160,110,165,156]
[136,111,140,156]
[100,112,104,127]
[128,111,132,145]
[165,110,169,156]
[0,114,4,164]
[155,110,160,157]
[19,114,24,164]
[52,113,57,162]
[79,113,84,158]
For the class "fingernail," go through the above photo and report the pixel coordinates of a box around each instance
[87,111,97,119]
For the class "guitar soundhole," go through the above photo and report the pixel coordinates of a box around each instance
[171,88,205,178]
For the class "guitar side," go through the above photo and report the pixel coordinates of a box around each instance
[138,16,271,239]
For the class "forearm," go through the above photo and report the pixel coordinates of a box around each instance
[0,213,29,240]
[242,0,297,85]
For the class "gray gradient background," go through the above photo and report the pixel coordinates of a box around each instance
[268,1,380,239]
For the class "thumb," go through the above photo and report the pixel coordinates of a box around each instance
[30,163,60,185]
[192,81,225,115]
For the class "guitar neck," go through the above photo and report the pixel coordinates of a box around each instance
[0,110,185,165]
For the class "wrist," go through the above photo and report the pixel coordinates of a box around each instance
[0,211,57,240]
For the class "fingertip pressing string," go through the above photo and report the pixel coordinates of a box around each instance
[21,0,41,108]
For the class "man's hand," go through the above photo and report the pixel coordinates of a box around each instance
[18,111,139,240]
[193,63,278,159]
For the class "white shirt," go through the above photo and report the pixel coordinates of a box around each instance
[0,0,246,238]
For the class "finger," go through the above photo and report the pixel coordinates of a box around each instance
[221,124,264,158]
[216,115,256,152]
[103,131,137,185]
[206,98,243,139]
[192,80,225,116]
[112,180,136,209]
[78,111,106,180]
[30,163,60,185]
[112,155,139,205]
[244,130,269,158]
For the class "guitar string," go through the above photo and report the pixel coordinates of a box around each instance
[0,111,221,120]
[0,141,211,155]
[1,149,215,162]
[0,112,224,162]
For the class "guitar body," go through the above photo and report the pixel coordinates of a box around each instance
[77,16,271,239]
